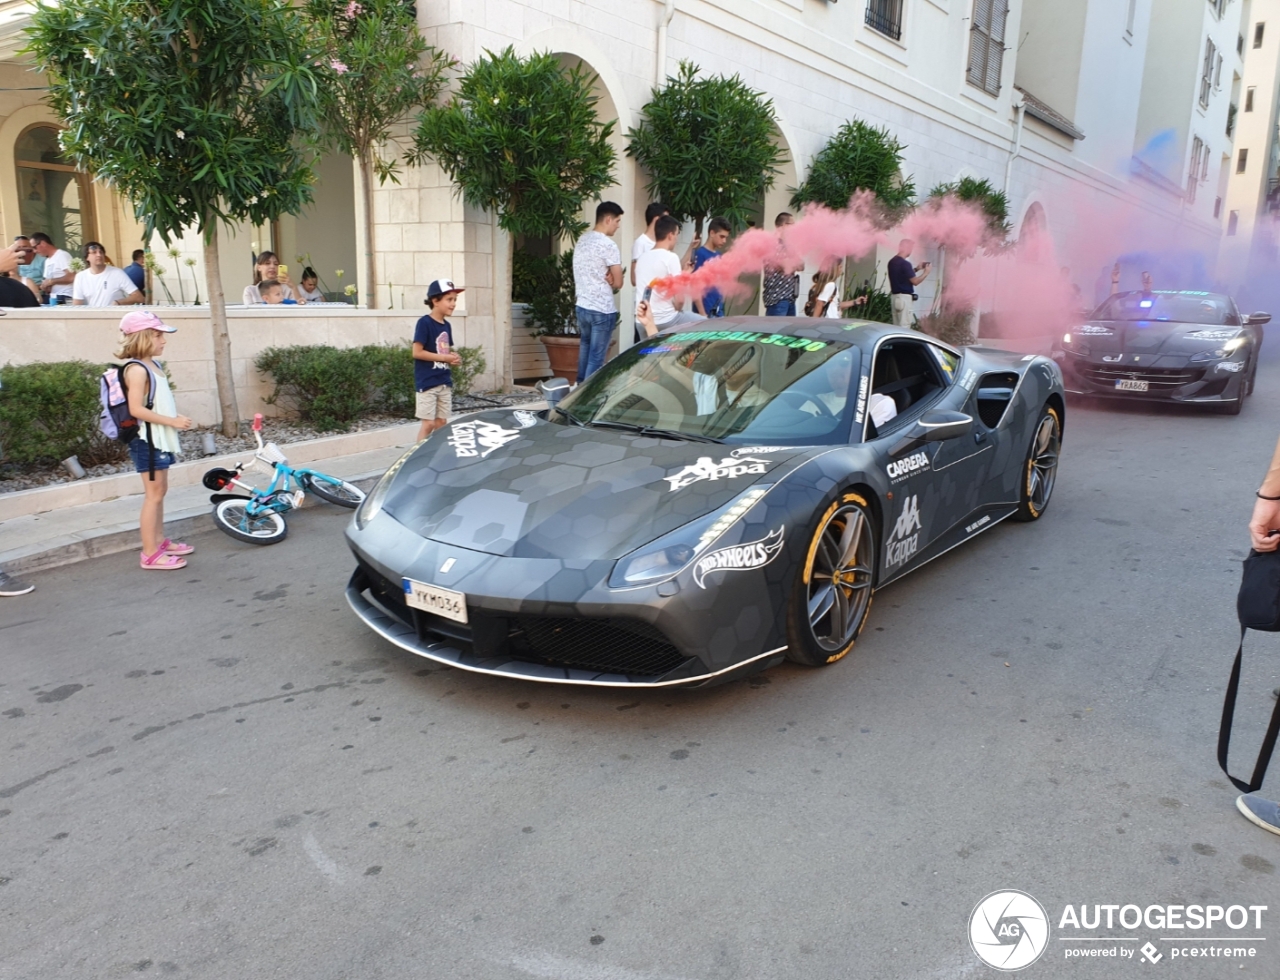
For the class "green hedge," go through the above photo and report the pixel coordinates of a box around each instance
[0,360,125,466]
[255,342,487,432]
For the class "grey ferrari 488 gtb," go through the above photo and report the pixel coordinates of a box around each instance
[346,317,1065,687]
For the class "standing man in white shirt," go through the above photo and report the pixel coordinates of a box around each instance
[72,242,144,306]
[572,201,625,382]
[630,201,701,287]
[31,232,74,303]
[633,215,705,342]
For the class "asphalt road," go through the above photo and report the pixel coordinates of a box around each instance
[3,360,1280,980]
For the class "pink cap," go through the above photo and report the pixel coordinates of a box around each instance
[119,310,176,334]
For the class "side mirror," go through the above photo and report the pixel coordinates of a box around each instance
[1248,311,1272,325]
[918,410,974,442]
[887,410,973,456]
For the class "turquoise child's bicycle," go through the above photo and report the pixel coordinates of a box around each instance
[202,413,366,545]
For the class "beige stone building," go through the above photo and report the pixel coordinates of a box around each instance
[0,0,1253,423]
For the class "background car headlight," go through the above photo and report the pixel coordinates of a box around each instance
[609,486,771,588]
[1191,336,1248,362]
[355,444,419,530]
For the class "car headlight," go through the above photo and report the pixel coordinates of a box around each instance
[1190,336,1248,362]
[355,444,419,530]
[609,486,771,588]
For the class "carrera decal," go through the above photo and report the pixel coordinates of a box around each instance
[965,514,991,534]
[664,455,771,492]
[886,450,930,483]
[693,527,785,588]
[854,373,869,424]
[448,419,522,459]
[511,410,539,429]
[884,495,922,569]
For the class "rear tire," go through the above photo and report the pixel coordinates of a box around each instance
[212,499,288,545]
[785,491,877,667]
[300,473,365,509]
[1014,405,1061,522]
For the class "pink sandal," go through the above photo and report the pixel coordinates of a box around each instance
[161,538,195,556]
[141,547,187,570]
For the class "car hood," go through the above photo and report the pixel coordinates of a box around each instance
[1078,319,1243,355]
[379,410,810,560]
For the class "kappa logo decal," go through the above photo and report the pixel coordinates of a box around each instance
[664,456,771,492]
[511,410,539,429]
[885,495,922,569]
[447,419,522,458]
[887,450,930,482]
[693,527,785,588]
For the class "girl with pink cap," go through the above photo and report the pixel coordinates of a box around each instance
[116,311,195,570]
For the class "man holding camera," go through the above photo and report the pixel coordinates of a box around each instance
[887,238,931,329]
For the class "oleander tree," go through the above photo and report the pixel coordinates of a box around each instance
[26,0,326,436]
[305,0,452,308]
[626,61,784,235]
[927,176,1010,241]
[792,118,915,215]
[411,47,616,387]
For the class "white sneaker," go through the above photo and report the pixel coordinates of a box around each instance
[0,571,34,596]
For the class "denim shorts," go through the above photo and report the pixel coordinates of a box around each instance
[128,438,176,473]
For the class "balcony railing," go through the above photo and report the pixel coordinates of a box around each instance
[865,0,903,41]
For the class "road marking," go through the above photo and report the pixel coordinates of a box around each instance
[303,832,344,882]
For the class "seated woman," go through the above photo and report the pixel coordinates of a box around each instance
[297,267,325,303]
[242,250,304,305]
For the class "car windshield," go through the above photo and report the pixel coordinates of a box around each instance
[1092,291,1239,325]
[555,328,861,446]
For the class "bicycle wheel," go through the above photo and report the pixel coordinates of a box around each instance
[300,472,366,509]
[212,498,288,545]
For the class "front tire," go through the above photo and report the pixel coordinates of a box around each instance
[1014,405,1061,522]
[212,499,288,545]
[785,492,876,667]
[300,473,366,509]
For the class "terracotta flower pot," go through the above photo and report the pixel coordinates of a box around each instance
[539,334,580,382]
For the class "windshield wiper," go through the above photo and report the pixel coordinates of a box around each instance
[556,406,588,427]
[586,419,723,443]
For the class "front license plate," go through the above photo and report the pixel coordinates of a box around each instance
[403,578,468,623]
[1115,379,1149,392]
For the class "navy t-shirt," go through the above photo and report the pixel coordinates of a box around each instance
[887,255,916,295]
[413,315,454,391]
[693,246,723,314]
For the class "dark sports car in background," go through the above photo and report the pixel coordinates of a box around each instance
[1052,290,1269,415]
[346,318,1065,688]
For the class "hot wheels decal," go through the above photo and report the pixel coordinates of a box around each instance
[448,419,522,459]
[512,410,539,429]
[729,446,791,458]
[693,527,786,588]
[664,456,771,492]
[884,495,922,569]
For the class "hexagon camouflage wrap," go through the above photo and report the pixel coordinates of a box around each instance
[346,318,1065,688]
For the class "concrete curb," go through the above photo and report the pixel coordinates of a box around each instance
[1,472,385,577]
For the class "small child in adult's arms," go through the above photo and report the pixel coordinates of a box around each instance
[117,311,195,570]
[258,280,296,305]
[413,279,463,441]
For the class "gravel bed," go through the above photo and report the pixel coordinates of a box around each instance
[0,390,539,495]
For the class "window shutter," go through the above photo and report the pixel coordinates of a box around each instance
[967,0,1008,96]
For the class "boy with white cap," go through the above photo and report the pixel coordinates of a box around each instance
[413,280,463,441]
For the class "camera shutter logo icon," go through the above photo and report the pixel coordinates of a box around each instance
[969,890,1051,971]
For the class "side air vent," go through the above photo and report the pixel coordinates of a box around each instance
[975,372,1020,428]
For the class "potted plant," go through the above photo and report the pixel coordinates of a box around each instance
[521,251,579,381]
